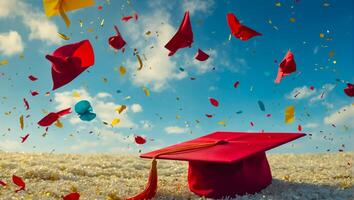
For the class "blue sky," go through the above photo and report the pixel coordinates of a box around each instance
[0,0,353,154]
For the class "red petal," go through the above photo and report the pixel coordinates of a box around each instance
[194,49,209,61]
[227,13,261,41]
[121,15,133,22]
[209,98,219,107]
[135,135,146,145]
[12,175,25,192]
[63,192,80,200]
[165,11,193,56]
[28,75,38,81]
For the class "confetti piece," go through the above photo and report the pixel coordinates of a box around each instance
[54,119,63,128]
[12,175,25,192]
[194,49,209,61]
[209,97,219,107]
[289,18,296,23]
[233,81,240,88]
[20,134,29,143]
[100,19,105,27]
[297,125,302,132]
[111,118,120,126]
[227,13,261,41]
[257,101,265,111]
[344,83,354,97]
[23,98,29,110]
[236,110,243,114]
[266,114,272,117]
[205,114,213,118]
[136,54,143,70]
[30,90,39,96]
[28,75,38,81]
[116,105,127,114]
[57,32,70,40]
[98,5,103,10]
[143,86,150,96]
[310,86,315,91]
[285,105,295,124]
[250,122,254,127]
[20,115,24,130]
[72,91,81,98]
[319,33,325,38]
[134,135,146,144]
[122,15,134,22]
[0,180,6,186]
[109,25,126,51]
[38,108,71,126]
[74,100,96,121]
[218,120,226,126]
[63,192,80,200]
[275,2,282,7]
[275,51,296,84]
[0,60,9,65]
[119,66,126,76]
[165,11,193,56]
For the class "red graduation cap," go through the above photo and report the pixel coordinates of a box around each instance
[194,48,209,61]
[45,40,95,90]
[344,83,354,97]
[165,11,193,56]
[126,131,305,199]
[227,13,261,41]
[38,108,71,127]
[275,50,296,84]
[108,25,126,50]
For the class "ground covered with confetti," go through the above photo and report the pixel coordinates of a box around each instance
[0,151,353,200]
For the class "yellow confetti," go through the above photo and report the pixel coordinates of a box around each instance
[54,119,63,128]
[136,54,143,70]
[72,91,81,98]
[285,105,295,124]
[218,120,226,126]
[116,105,127,114]
[79,20,83,27]
[0,60,9,66]
[143,86,150,97]
[119,66,126,76]
[57,32,70,40]
[111,118,120,126]
[319,33,325,38]
[275,2,282,7]
[20,115,24,130]
[145,31,151,35]
[87,28,93,33]
[333,60,337,64]
[289,18,296,23]
[176,115,181,119]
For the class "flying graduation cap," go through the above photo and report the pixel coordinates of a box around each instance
[275,50,296,84]
[227,13,261,41]
[126,131,305,199]
[45,40,95,90]
[165,11,193,56]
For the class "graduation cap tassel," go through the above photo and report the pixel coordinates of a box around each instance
[125,142,219,200]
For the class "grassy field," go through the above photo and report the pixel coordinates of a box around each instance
[0,152,353,200]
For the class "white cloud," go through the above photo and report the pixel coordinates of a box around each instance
[123,10,187,91]
[54,88,136,128]
[0,31,24,56]
[286,86,316,100]
[140,120,153,129]
[310,84,336,102]
[324,104,354,126]
[303,123,319,129]
[164,126,189,134]
[181,0,215,15]
[131,104,143,113]
[0,139,23,152]
[0,0,61,45]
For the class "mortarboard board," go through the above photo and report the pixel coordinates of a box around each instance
[344,83,354,97]
[275,51,296,84]
[45,40,95,90]
[227,13,262,41]
[126,131,305,199]
[165,11,193,56]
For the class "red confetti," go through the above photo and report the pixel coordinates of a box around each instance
[63,192,80,200]
[12,175,25,192]
[38,108,71,127]
[250,122,254,127]
[109,25,126,51]
[194,49,209,61]
[226,13,261,41]
[122,15,133,22]
[134,135,146,145]
[209,98,219,107]
[23,98,29,110]
[310,86,315,91]
[344,83,354,97]
[266,114,272,117]
[30,90,39,96]
[233,81,240,88]
[20,134,29,143]
[297,125,302,132]
[98,5,103,10]
[275,51,296,84]
[165,11,193,56]
[0,180,6,186]
[28,75,38,81]
[205,114,213,118]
